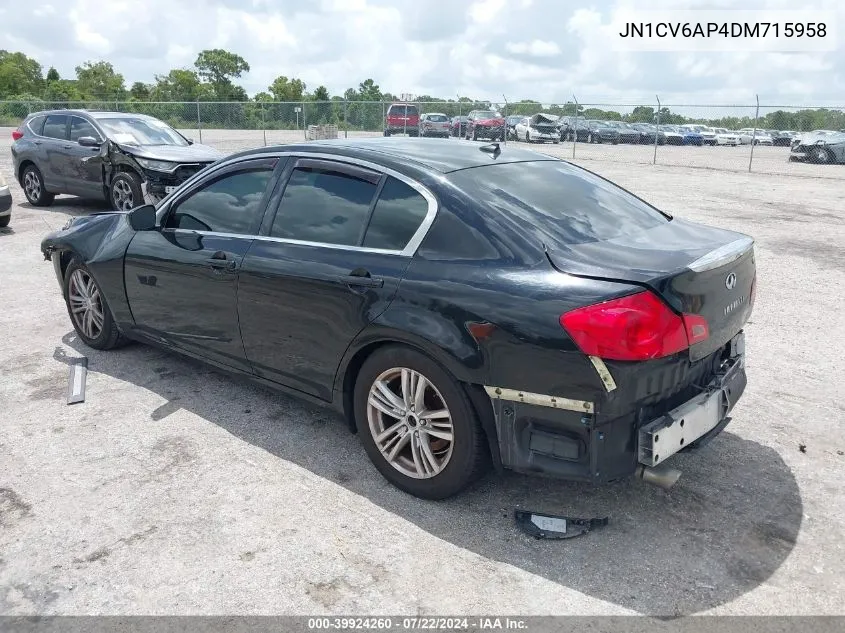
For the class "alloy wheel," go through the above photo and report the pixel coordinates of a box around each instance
[112,179,134,211]
[366,367,454,479]
[23,170,41,203]
[68,269,105,340]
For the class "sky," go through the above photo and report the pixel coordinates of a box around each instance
[1,0,843,108]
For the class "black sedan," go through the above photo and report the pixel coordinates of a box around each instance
[568,120,620,144]
[41,138,755,499]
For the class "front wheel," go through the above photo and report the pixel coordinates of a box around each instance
[63,258,128,350]
[110,172,143,211]
[0,214,10,228]
[354,346,488,499]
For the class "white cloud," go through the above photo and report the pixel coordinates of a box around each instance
[505,40,561,56]
[1,0,842,106]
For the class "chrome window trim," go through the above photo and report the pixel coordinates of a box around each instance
[155,151,439,258]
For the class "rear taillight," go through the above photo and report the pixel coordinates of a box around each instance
[559,290,710,361]
[12,130,23,141]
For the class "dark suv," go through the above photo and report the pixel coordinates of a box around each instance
[11,110,223,210]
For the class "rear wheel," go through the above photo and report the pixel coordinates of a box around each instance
[810,146,833,164]
[63,258,128,350]
[22,165,55,207]
[354,346,488,499]
[0,214,10,228]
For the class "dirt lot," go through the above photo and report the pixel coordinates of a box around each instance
[1,129,843,616]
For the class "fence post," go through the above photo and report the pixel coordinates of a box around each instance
[196,100,203,144]
[382,101,386,135]
[502,94,508,143]
[571,94,579,159]
[457,95,461,138]
[653,94,661,165]
[343,98,348,138]
[302,101,307,140]
[748,94,760,172]
[261,102,267,147]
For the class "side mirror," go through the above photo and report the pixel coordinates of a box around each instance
[78,136,101,147]
[128,204,157,231]
[185,137,194,145]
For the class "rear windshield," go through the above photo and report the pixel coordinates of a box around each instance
[427,114,449,122]
[448,161,669,245]
[389,105,418,116]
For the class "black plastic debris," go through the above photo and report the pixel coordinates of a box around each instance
[514,509,609,540]
[67,357,88,405]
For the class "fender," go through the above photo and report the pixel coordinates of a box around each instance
[40,212,137,328]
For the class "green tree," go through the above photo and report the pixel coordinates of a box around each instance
[358,78,382,101]
[0,50,44,98]
[310,85,332,123]
[46,66,60,82]
[268,76,306,101]
[75,61,126,99]
[130,81,150,100]
[43,79,82,103]
[151,69,203,101]
[627,106,655,122]
[194,49,249,99]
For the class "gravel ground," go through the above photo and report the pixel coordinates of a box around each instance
[0,128,843,617]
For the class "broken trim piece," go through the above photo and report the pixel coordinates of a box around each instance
[588,355,617,392]
[514,510,609,539]
[484,386,594,413]
[67,357,88,405]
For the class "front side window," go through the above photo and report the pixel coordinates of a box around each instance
[42,115,68,140]
[165,168,274,234]
[70,117,100,142]
[271,167,378,246]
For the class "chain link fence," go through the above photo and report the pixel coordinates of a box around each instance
[1,99,842,178]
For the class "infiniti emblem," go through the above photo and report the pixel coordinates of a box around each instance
[725,272,738,290]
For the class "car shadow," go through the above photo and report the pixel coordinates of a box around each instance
[57,333,803,616]
[18,197,111,217]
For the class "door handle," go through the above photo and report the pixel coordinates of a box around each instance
[206,251,237,270]
[63,145,72,149]
[341,275,384,288]
[340,269,384,288]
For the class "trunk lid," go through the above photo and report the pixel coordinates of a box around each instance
[545,218,755,361]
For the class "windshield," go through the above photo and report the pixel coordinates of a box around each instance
[98,117,188,146]
[449,161,668,246]
[474,111,498,118]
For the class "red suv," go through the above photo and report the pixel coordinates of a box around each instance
[384,103,420,137]
[465,109,506,141]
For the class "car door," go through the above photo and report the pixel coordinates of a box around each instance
[62,116,107,200]
[39,114,71,191]
[123,156,283,372]
[237,156,435,401]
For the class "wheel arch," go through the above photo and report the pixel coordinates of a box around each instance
[334,333,502,472]
[16,159,36,185]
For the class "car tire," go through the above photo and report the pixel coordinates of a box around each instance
[21,164,55,207]
[0,214,10,228]
[354,345,488,500]
[809,146,832,164]
[63,258,129,351]
[110,171,144,212]
[384,130,391,137]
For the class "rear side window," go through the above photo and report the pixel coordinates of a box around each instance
[166,168,274,234]
[448,161,668,245]
[363,177,429,250]
[42,115,68,140]
[271,167,378,246]
[27,115,47,135]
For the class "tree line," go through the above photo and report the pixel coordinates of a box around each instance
[1,49,842,132]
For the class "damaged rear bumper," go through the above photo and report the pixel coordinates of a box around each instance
[485,332,747,484]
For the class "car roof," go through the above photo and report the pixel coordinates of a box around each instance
[228,137,558,174]
[29,109,155,121]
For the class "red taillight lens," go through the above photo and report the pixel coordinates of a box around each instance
[12,130,23,141]
[560,290,709,361]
